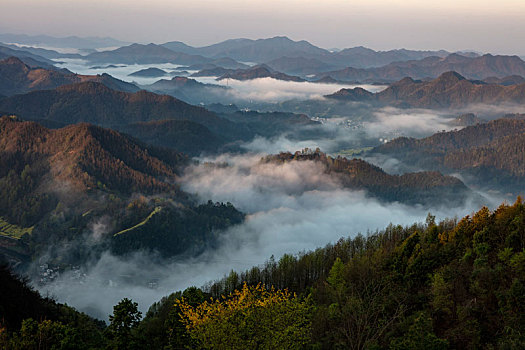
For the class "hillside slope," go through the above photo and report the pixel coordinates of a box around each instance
[369,118,525,192]
[263,150,473,206]
[0,57,138,96]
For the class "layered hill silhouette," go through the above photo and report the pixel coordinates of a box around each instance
[0,57,138,96]
[0,44,57,68]
[326,71,525,108]
[259,56,339,76]
[263,149,473,206]
[369,118,525,193]
[0,81,323,154]
[0,33,128,50]
[85,43,246,69]
[142,76,229,105]
[327,46,453,69]
[0,81,241,137]
[85,43,210,65]
[0,42,83,60]
[318,53,525,82]
[161,36,458,70]
[163,36,328,63]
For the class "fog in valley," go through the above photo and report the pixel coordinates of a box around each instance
[23,53,522,322]
[35,150,502,320]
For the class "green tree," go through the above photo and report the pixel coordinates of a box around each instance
[390,312,448,350]
[106,298,142,350]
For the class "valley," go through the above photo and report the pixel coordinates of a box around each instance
[0,7,525,347]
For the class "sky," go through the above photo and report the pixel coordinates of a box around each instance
[1,0,525,54]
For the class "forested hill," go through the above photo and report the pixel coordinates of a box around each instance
[0,265,106,348]
[0,115,186,195]
[0,81,327,156]
[263,149,474,206]
[326,71,525,108]
[2,198,524,349]
[0,81,226,129]
[78,197,523,349]
[369,118,525,193]
[0,56,138,96]
[0,116,244,263]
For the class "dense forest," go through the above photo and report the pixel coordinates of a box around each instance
[370,118,525,193]
[118,120,225,157]
[0,116,245,265]
[0,265,106,349]
[1,198,524,349]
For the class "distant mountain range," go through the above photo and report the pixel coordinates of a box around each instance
[264,56,340,76]
[12,34,525,83]
[0,81,320,155]
[0,33,129,50]
[61,36,495,79]
[0,62,320,155]
[0,57,138,96]
[162,36,328,63]
[85,43,248,68]
[317,53,525,82]
[85,43,212,65]
[161,36,460,70]
[0,80,233,134]
[368,117,525,194]
[0,42,83,60]
[0,44,57,68]
[326,71,525,108]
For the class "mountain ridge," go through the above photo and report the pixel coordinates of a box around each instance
[326,71,525,108]
[318,53,525,82]
[0,56,138,96]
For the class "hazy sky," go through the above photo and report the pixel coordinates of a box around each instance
[2,0,525,54]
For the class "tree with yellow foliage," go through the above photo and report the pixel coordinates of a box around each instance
[176,283,313,349]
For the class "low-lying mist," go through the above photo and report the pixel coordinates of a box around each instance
[241,107,466,155]
[35,153,496,321]
[194,76,387,103]
[53,59,189,86]
[52,59,387,104]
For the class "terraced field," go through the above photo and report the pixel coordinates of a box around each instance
[0,217,33,239]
